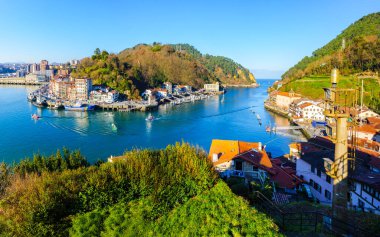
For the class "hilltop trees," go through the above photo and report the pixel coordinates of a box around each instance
[282,12,380,82]
[71,43,256,99]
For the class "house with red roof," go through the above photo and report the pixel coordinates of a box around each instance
[209,139,303,192]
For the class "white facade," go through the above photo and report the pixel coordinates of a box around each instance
[204,83,220,92]
[358,110,379,120]
[350,181,380,214]
[26,73,46,83]
[90,90,119,103]
[296,158,333,205]
[301,104,325,121]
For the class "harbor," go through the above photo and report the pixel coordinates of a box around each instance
[27,85,220,112]
[0,80,306,162]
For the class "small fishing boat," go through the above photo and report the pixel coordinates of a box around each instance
[31,114,40,120]
[64,102,95,111]
[265,125,271,132]
[145,114,155,121]
[256,114,261,121]
[111,123,117,131]
[32,96,47,108]
[27,94,36,102]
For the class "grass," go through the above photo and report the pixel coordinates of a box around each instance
[279,75,380,106]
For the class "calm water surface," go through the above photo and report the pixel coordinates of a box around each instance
[0,79,306,163]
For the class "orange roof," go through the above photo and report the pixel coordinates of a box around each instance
[357,124,377,134]
[276,91,301,98]
[289,143,300,150]
[299,102,313,109]
[367,117,380,125]
[208,139,272,168]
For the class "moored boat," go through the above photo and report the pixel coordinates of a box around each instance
[31,113,40,120]
[64,102,95,111]
[145,114,155,121]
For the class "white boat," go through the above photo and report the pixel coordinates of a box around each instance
[31,114,40,120]
[111,123,117,131]
[256,114,261,120]
[145,114,155,121]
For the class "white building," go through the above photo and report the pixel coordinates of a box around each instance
[204,82,220,92]
[350,171,380,214]
[298,103,325,121]
[296,150,333,205]
[74,78,92,101]
[25,73,47,83]
[90,90,119,103]
[156,89,168,98]
[357,109,379,120]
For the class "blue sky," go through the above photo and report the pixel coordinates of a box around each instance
[0,0,379,78]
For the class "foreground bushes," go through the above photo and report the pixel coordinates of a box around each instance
[0,143,281,236]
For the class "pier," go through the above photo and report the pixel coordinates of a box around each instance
[97,101,158,112]
[0,77,48,85]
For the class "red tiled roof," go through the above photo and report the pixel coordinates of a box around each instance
[299,102,313,109]
[357,124,377,134]
[367,117,380,125]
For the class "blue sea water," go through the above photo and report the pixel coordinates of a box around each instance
[0,79,306,163]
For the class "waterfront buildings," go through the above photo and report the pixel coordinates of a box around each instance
[49,77,93,101]
[204,82,220,92]
[90,86,119,103]
[298,103,325,121]
[25,73,47,83]
[75,78,92,101]
[163,82,173,94]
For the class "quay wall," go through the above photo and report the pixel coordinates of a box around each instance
[0,77,47,85]
[264,102,312,139]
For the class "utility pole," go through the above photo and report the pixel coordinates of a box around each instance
[323,69,355,226]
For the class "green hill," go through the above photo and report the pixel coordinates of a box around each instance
[275,12,380,112]
[71,43,256,99]
[282,12,380,82]
[0,143,280,237]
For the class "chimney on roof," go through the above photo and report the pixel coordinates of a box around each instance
[258,142,262,151]
[212,153,219,162]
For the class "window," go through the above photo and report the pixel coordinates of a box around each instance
[326,175,331,184]
[313,181,322,193]
[325,190,331,200]
[317,169,321,177]
[311,166,315,173]
[358,199,365,208]
[235,161,243,171]
[310,179,314,187]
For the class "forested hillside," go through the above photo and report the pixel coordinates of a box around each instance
[282,12,380,82]
[0,143,280,237]
[71,43,256,99]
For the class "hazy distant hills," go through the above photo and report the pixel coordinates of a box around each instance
[281,12,380,83]
[72,43,256,98]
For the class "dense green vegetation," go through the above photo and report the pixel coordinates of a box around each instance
[282,12,380,82]
[278,76,380,112]
[0,143,280,236]
[71,43,256,99]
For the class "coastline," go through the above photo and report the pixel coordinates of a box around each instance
[222,83,259,88]
[264,102,312,139]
